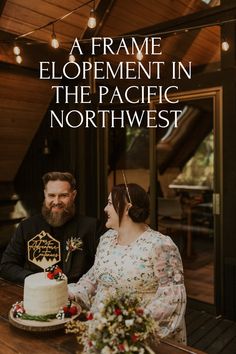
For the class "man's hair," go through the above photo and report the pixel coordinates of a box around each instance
[42,172,76,190]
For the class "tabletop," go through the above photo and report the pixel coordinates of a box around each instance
[0,278,205,354]
[169,184,211,192]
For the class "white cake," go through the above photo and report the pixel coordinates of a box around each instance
[23,272,68,316]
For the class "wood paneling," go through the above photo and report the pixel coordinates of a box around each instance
[0,0,103,49]
[0,0,220,64]
[0,67,57,181]
[99,0,208,37]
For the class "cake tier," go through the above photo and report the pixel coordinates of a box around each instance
[23,272,68,316]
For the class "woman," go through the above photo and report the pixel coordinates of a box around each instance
[68,183,186,344]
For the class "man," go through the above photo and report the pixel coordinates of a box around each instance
[0,172,99,284]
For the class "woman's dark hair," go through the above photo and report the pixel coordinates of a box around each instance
[111,183,150,224]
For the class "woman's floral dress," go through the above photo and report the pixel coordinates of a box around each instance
[68,227,187,344]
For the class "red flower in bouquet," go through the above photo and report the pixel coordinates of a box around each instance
[118,343,125,352]
[87,312,93,320]
[114,308,122,316]
[131,334,139,342]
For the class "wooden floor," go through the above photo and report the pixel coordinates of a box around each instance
[184,261,214,304]
[184,235,236,353]
[186,305,236,354]
[176,233,215,304]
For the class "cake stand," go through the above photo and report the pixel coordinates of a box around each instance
[9,304,81,332]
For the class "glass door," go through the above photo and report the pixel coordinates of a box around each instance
[149,88,222,307]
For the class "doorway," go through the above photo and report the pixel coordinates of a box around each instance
[149,87,222,309]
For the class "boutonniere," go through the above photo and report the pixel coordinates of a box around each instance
[65,237,83,262]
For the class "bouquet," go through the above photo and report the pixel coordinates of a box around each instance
[66,292,158,353]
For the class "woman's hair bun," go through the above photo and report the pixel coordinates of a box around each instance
[128,205,149,223]
[111,183,150,224]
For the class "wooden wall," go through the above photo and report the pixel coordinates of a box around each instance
[0,64,56,181]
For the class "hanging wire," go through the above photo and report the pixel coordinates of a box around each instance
[0,1,235,47]
[14,0,95,40]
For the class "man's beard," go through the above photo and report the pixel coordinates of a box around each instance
[42,202,75,227]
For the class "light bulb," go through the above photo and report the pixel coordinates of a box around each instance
[13,45,20,55]
[136,51,143,61]
[69,54,76,62]
[88,9,96,29]
[16,55,22,64]
[222,40,229,52]
[51,35,59,49]
[43,138,50,155]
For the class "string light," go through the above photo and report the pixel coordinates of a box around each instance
[69,53,76,62]
[51,35,59,48]
[136,51,143,61]
[2,1,236,56]
[15,55,22,64]
[51,24,59,48]
[43,138,50,155]
[87,0,96,29]
[222,40,229,51]
[13,43,22,63]
[88,9,96,29]
[13,44,20,55]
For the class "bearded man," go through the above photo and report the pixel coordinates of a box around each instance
[0,172,99,284]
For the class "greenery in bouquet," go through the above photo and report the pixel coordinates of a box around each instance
[66,292,158,353]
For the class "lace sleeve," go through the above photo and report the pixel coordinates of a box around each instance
[68,265,97,309]
[146,236,186,341]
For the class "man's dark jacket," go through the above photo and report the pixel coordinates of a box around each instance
[0,213,98,284]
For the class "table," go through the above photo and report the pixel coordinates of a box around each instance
[0,279,205,354]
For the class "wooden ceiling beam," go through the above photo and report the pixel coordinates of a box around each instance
[124,1,236,38]
[0,0,7,16]
[78,2,229,55]
[83,2,229,60]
